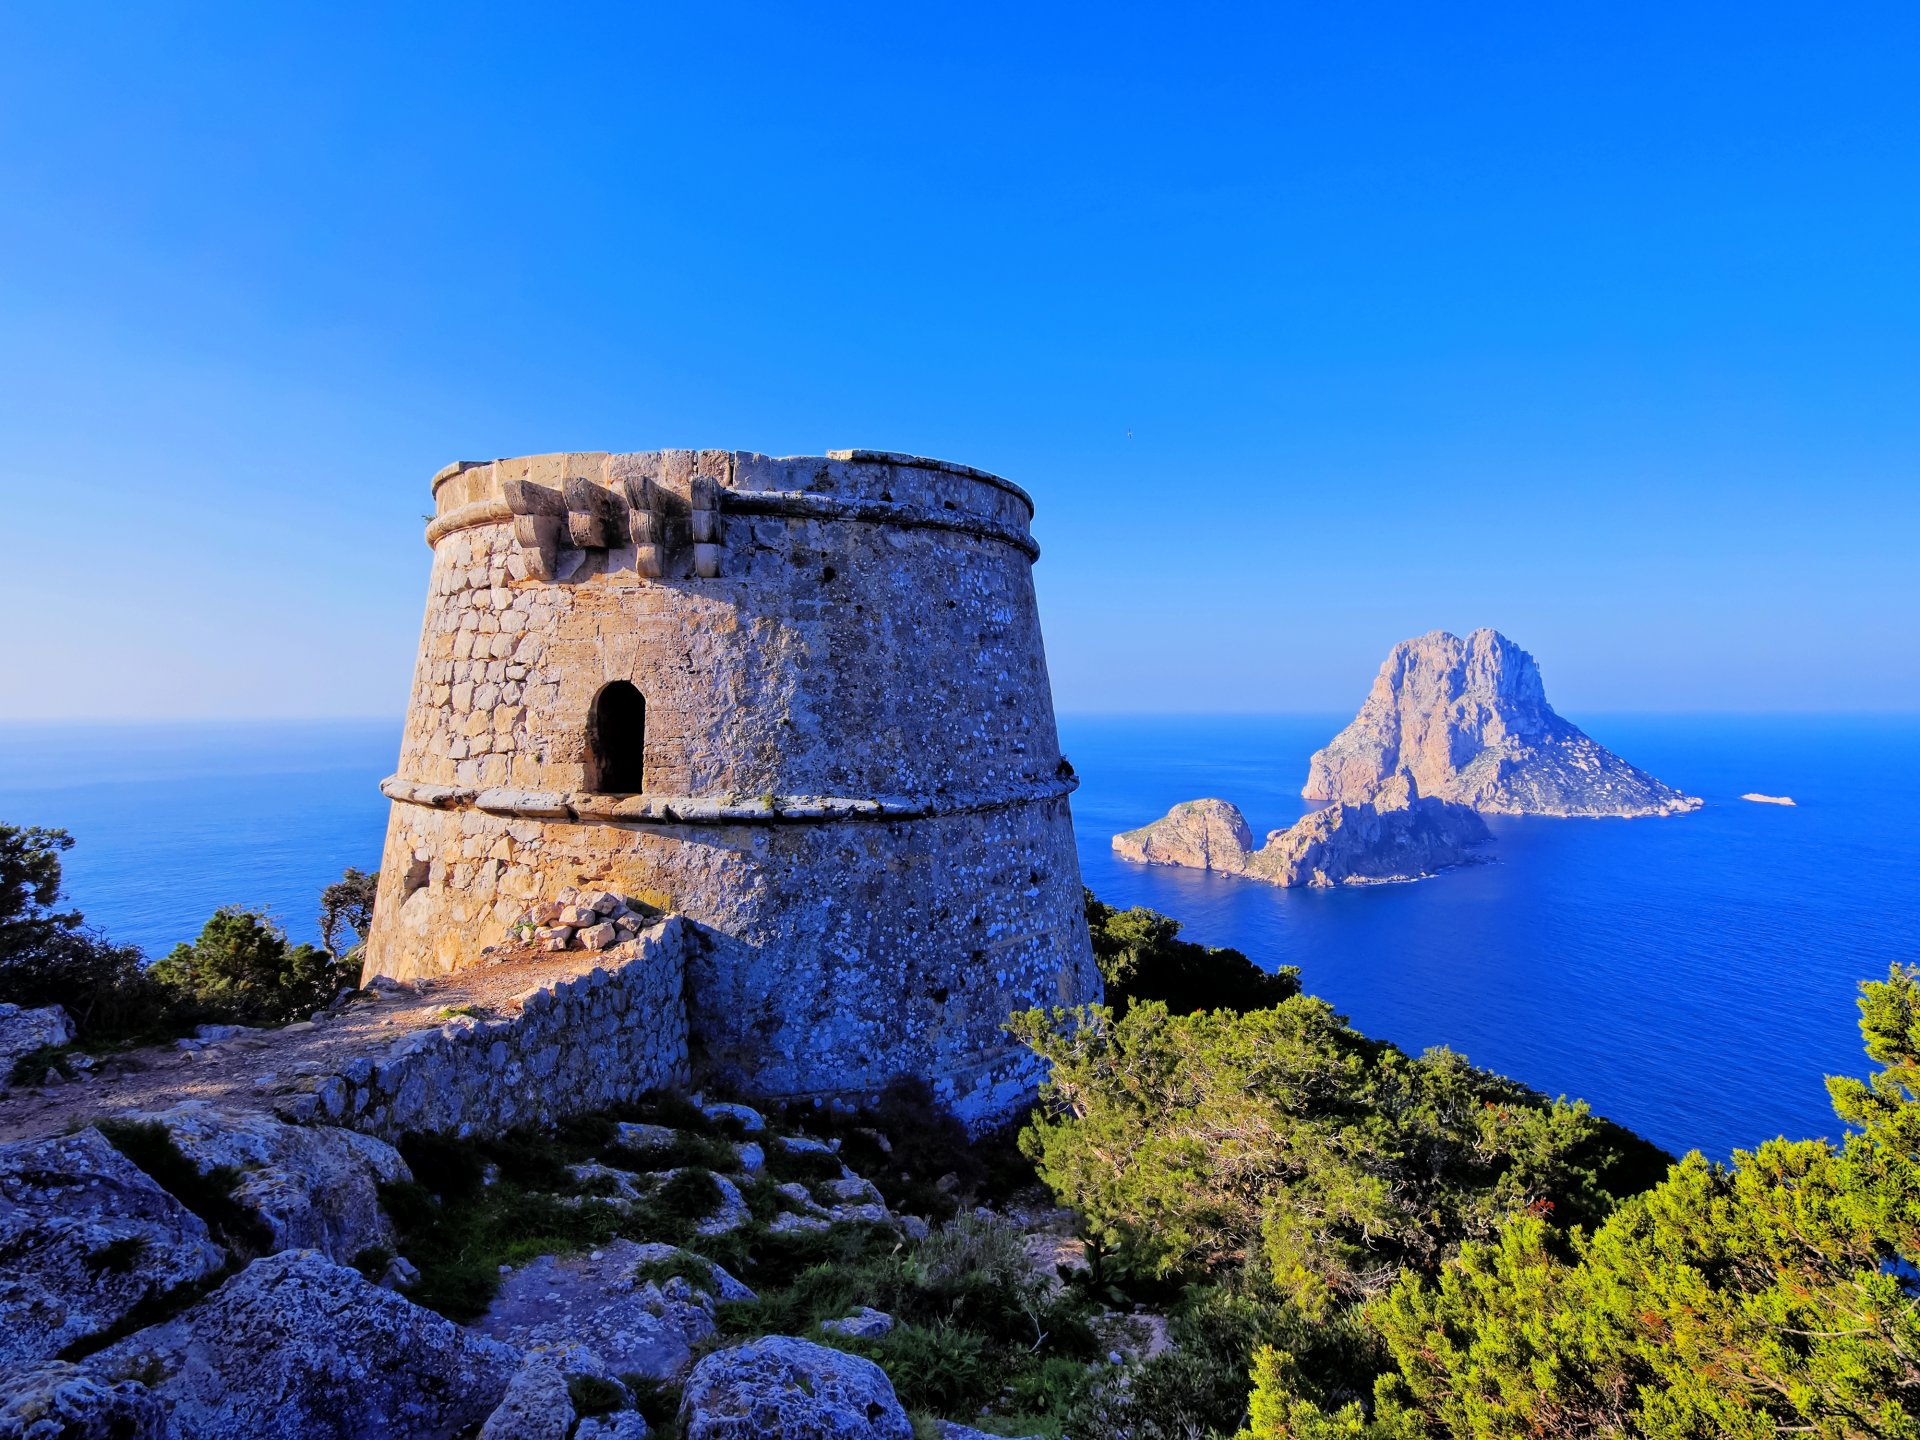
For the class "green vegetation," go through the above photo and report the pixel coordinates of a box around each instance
[0,821,373,1052]
[96,1117,275,1256]
[0,823,171,1043]
[1004,898,1920,1438]
[1085,889,1301,1018]
[1241,962,1920,1439]
[317,865,378,960]
[152,907,357,1027]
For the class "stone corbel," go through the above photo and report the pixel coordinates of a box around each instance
[503,480,566,580]
[562,476,629,549]
[621,476,664,578]
[691,475,723,578]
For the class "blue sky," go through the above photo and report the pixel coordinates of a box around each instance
[2,3,1915,719]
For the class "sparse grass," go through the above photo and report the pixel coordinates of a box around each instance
[350,1245,393,1281]
[97,1118,273,1255]
[622,1375,682,1434]
[372,1093,1088,1437]
[567,1374,629,1417]
[823,1321,992,1415]
[764,1143,843,1185]
[607,1129,736,1174]
[633,1248,718,1290]
[9,1043,79,1086]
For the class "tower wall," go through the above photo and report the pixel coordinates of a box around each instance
[364,449,1099,1126]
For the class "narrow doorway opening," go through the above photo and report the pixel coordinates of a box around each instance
[587,681,646,793]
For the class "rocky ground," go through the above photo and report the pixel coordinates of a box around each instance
[1,976,1158,1439]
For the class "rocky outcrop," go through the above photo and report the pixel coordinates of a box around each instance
[1114,785,1490,889]
[88,1249,520,1439]
[473,1240,754,1383]
[0,1006,74,1091]
[1304,629,1702,817]
[0,1128,227,1368]
[1109,799,1254,872]
[0,1361,168,1440]
[1243,795,1492,887]
[678,1336,911,1440]
[479,1346,651,1440]
[819,1306,894,1339]
[119,1102,407,1263]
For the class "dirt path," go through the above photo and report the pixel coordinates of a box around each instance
[0,942,626,1144]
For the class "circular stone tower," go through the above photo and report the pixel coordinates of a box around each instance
[364,448,1100,1127]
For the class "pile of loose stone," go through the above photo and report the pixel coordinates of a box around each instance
[512,887,655,953]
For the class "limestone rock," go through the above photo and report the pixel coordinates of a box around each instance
[480,1345,644,1440]
[611,1122,677,1155]
[0,1362,167,1440]
[698,1101,764,1133]
[119,1102,408,1262]
[1110,798,1253,872]
[473,1240,752,1382]
[1304,629,1702,817]
[1115,792,1490,888]
[935,1425,1041,1440]
[820,1306,894,1339]
[1242,797,1492,887]
[0,1127,227,1368]
[0,1004,75,1088]
[678,1335,911,1440]
[89,1249,519,1439]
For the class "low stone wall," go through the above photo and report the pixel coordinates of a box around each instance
[278,918,692,1141]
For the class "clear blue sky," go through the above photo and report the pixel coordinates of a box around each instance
[2,3,1915,719]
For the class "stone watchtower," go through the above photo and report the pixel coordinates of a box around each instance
[364,449,1100,1126]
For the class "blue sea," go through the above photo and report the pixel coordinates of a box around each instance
[1,715,1914,1162]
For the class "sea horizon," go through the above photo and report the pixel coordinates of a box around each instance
[4,711,1915,1165]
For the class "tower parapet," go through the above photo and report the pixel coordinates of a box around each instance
[365,448,1099,1127]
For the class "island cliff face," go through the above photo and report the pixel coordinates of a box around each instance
[1304,629,1702,818]
[1113,786,1490,889]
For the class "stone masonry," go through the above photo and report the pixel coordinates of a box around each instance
[364,449,1100,1129]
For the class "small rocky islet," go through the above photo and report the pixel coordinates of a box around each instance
[1115,628,1701,888]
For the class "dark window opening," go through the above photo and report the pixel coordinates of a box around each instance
[588,681,646,793]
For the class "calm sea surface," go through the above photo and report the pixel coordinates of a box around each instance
[1,715,1914,1161]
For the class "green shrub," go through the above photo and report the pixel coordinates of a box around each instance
[633,1249,717,1290]
[566,1374,629,1417]
[1085,890,1301,1019]
[1009,996,1666,1303]
[0,825,175,1041]
[151,906,355,1026]
[825,1322,992,1415]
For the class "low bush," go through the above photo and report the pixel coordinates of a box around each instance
[1084,889,1301,1019]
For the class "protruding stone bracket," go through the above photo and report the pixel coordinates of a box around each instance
[691,474,723,578]
[493,470,725,582]
[502,480,567,580]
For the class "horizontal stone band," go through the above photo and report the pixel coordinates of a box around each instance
[421,488,1039,561]
[379,774,1079,825]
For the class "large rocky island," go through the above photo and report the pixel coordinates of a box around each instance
[1113,781,1491,888]
[1304,628,1702,817]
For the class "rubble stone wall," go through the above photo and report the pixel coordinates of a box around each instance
[364,450,1100,1129]
[299,920,690,1141]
